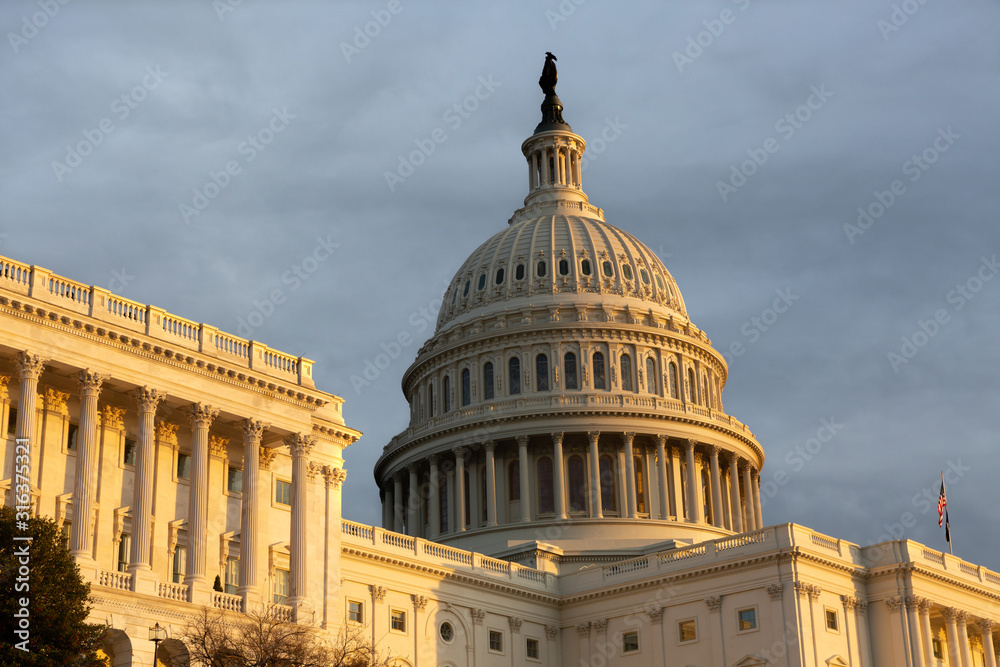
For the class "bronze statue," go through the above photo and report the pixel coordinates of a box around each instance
[539,52,558,96]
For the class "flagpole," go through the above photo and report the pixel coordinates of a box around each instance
[942,471,953,555]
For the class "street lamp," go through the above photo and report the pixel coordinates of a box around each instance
[148,623,166,662]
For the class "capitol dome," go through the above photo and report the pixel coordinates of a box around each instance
[375,74,764,568]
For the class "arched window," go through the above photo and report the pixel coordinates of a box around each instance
[654,273,664,290]
[428,382,435,417]
[564,352,578,390]
[639,268,650,285]
[567,456,586,512]
[687,368,697,403]
[463,470,470,527]
[537,261,547,278]
[508,357,521,395]
[509,460,520,502]
[700,371,709,406]
[620,354,633,391]
[443,376,451,412]
[599,455,617,512]
[515,264,525,280]
[558,259,569,275]
[668,361,678,398]
[461,369,471,406]
[477,274,486,290]
[702,469,712,524]
[495,268,505,285]
[602,260,614,277]
[645,357,657,394]
[581,259,592,276]
[535,353,549,391]
[463,280,470,297]
[483,362,494,400]
[634,456,646,514]
[593,352,607,390]
[537,457,554,514]
[622,264,634,281]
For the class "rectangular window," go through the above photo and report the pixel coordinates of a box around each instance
[224,557,239,594]
[932,639,943,659]
[825,608,839,632]
[738,608,757,631]
[173,547,187,584]
[275,479,292,506]
[272,569,289,605]
[678,619,696,643]
[67,423,79,451]
[526,637,540,659]
[391,609,406,633]
[622,631,639,653]
[488,629,503,653]
[348,600,364,624]
[123,438,137,465]
[227,466,243,494]
[177,452,191,480]
[7,406,17,435]
[117,534,131,572]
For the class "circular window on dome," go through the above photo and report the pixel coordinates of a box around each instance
[654,274,664,290]
[477,274,486,290]
[640,268,650,285]
[463,280,471,297]
[559,259,569,276]
[440,622,455,644]
[515,263,525,280]
[602,260,613,278]
[495,268,505,285]
[622,264,634,281]
[581,259,592,276]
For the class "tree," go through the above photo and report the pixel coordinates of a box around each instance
[0,506,106,666]
[180,604,397,667]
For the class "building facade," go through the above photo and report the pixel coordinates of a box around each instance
[2,70,999,666]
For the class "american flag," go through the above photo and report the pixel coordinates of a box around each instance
[938,476,950,544]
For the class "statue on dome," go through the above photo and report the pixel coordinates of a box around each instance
[539,52,558,95]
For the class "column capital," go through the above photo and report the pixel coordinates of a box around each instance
[956,610,969,625]
[550,432,564,445]
[15,351,46,380]
[324,466,347,489]
[646,608,663,624]
[155,420,179,445]
[285,433,316,458]
[516,434,529,447]
[407,462,420,474]
[77,369,105,398]
[655,434,667,447]
[705,597,722,612]
[943,607,961,621]
[706,444,720,457]
[685,438,697,450]
[841,594,861,610]
[259,447,277,470]
[208,435,229,458]
[978,618,995,633]
[586,431,600,445]
[917,597,933,612]
[369,585,387,602]
[905,596,921,612]
[546,624,560,639]
[622,432,635,445]
[411,594,428,610]
[100,404,126,430]
[131,386,164,414]
[428,454,440,466]
[509,617,523,633]
[575,622,591,637]
[768,583,784,601]
[452,446,467,460]
[884,597,904,613]
[240,418,269,443]
[484,440,496,453]
[186,402,219,429]
[43,387,70,413]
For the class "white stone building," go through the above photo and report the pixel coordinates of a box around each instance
[2,70,998,666]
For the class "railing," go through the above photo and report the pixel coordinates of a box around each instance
[213,592,242,612]
[0,258,30,288]
[97,570,132,590]
[215,332,249,359]
[658,544,706,564]
[48,276,91,306]
[157,581,188,601]
[423,541,473,566]
[604,556,650,578]
[479,555,511,575]
[262,350,299,375]
[922,549,945,565]
[342,520,374,541]
[106,294,146,324]
[381,531,416,551]
[161,313,199,342]
[716,529,768,551]
[959,562,980,578]
[809,533,841,554]
[273,604,293,622]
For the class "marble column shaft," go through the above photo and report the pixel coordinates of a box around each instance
[185,403,219,590]
[286,433,315,606]
[70,370,102,559]
[587,432,602,518]
[453,448,466,531]
[752,471,763,529]
[518,436,530,522]
[485,442,498,527]
[708,445,723,528]
[429,455,441,538]
[729,454,743,532]
[742,462,756,532]
[130,386,163,573]
[14,351,45,494]
[239,419,268,599]
[552,433,566,520]
[655,436,668,520]
[623,433,637,519]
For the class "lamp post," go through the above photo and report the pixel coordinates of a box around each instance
[148,623,166,664]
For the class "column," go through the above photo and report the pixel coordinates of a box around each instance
[238,418,268,609]
[285,432,315,620]
[919,599,935,667]
[185,403,218,602]
[904,597,925,667]
[587,432,602,518]
[407,464,419,536]
[668,445,685,520]
[70,370,103,561]
[517,436,530,522]
[729,454,744,533]
[742,461,756,532]
[551,433,566,520]
[623,433,637,519]
[393,473,404,533]
[428,455,440,539]
[484,441,498,527]
[752,469,764,529]
[129,387,163,592]
[708,446,724,529]
[958,612,973,667]
[684,439,702,523]
[979,620,997,667]
[655,436,668,520]
[453,448,466,532]
[468,458,480,527]
[382,486,393,530]
[13,351,45,499]
[445,465,455,533]
[323,466,346,629]
[944,608,962,667]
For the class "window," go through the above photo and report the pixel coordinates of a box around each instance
[428,382,435,417]
[67,423,79,451]
[172,547,187,584]
[678,619,697,642]
[535,353,549,391]
[488,629,503,653]
[7,406,16,435]
[477,274,486,290]
[227,466,243,494]
[348,600,364,624]
[537,457,554,514]
[620,354,633,391]
[558,258,569,275]
[825,608,839,632]
[443,376,451,412]
[599,455,616,512]
[639,268,650,284]
[655,273,664,290]
[536,261,546,278]
[593,352,607,389]
[687,368,697,402]
[508,357,521,395]
[117,534,130,572]
[622,264,633,281]
[635,456,646,513]
[275,479,292,506]
[224,557,238,594]
[568,455,586,512]
[581,259,591,275]
[177,452,191,480]
[602,260,613,277]
[526,637,540,659]
[483,362,494,400]
[564,352,578,390]
[622,631,639,653]
[515,263,525,280]
[646,358,657,394]
[461,369,471,406]
[440,622,455,643]
[932,639,943,659]
[391,609,406,633]
[123,438,137,465]
[509,460,520,502]
[667,362,678,398]
[495,268,505,285]
[273,569,289,604]
[451,286,457,304]
[463,280,470,297]
[738,608,757,631]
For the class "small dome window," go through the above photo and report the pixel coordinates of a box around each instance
[602,260,614,277]
[537,261,547,278]
[451,287,457,304]
[495,268,505,285]
[581,259,592,276]
[558,259,569,276]
[515,263,525,280]
[654,274,664,290]
[622,264,634,281]
[463,280,471,297]
[477,274,486,290]
[640,268,650,284]
[440,622,454,643]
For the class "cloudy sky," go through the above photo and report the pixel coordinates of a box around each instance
[3,1,998,568]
